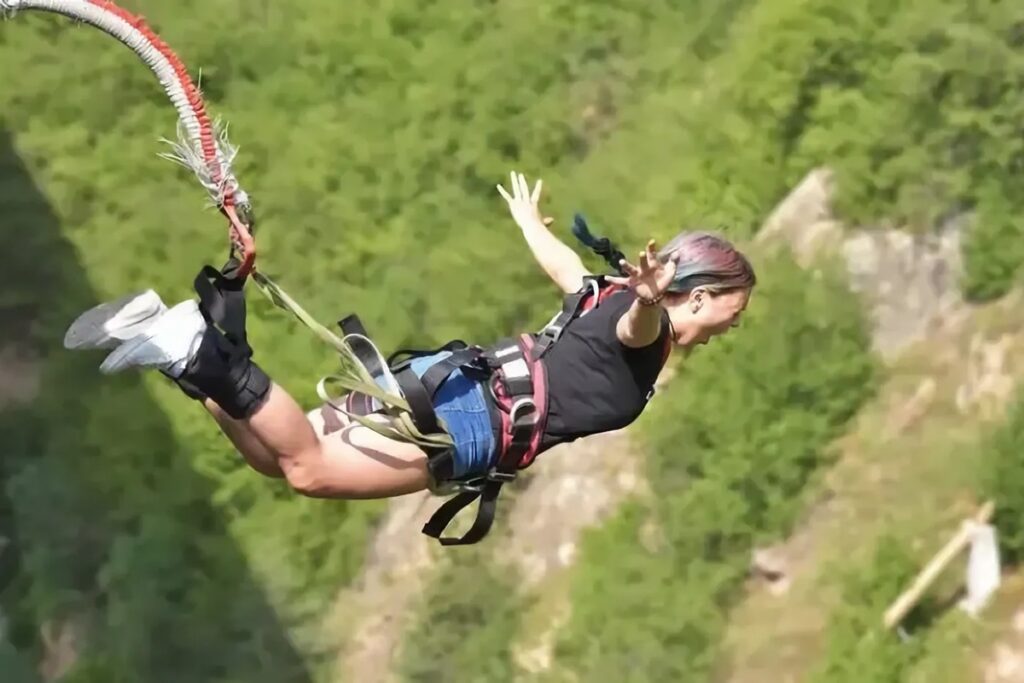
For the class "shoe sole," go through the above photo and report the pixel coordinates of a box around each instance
[99,299,202,376]
[63,290,166,351]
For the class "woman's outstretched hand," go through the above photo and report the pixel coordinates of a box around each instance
[497,171,554,230]
[606,239,678,303]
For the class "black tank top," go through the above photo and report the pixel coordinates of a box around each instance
[539,288,671,452]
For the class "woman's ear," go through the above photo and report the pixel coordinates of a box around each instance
[689,287,707,314]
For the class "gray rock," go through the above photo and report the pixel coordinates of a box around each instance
[757,168,970,361]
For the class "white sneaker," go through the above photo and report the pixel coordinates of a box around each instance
[63,289,168,350]
[99,299,208,378]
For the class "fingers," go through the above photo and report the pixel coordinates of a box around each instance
[499,170,544,203]
[635,247,656,275]
[496,183,512,203]
[518,172,532,201]
[618,258,640,276]
[498,171,547,225]
[644,239,660,267]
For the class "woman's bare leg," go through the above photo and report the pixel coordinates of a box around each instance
[63,290,430,498]
[203,399,285,478]
[206,383,432,499]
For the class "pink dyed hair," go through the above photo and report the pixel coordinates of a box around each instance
[657,231,756,294]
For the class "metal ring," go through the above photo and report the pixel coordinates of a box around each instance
[509,397,537,425]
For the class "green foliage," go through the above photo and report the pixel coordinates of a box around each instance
[0,639,39,683]
[713,0,1024,298]
[396,549,525,683]
[2,0,1020,679]
[598,0,1024,299]
[810,536,931,683]
[554,253,878,682]
[980,390,1024,563]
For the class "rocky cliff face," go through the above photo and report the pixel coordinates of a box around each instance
[758,167,969,361]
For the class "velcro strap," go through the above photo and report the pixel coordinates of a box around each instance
[193,265,250,352]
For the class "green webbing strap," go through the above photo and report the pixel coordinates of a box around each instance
[248,270,454,454]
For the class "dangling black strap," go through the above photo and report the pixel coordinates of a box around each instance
[421,481,505,546]
[420,417,528,546]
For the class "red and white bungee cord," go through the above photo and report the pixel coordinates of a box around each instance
[0,0,431,446]
[1,0,257,276]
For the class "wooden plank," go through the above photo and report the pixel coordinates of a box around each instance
[883,501,996,630]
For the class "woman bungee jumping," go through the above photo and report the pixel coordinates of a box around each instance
[63,171,755,544]
[3,1,754,544]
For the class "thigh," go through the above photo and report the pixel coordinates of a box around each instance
[306,404,432,499]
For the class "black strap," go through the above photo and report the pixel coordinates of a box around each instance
[391,347,485,435]
[530,276,604,360]
[387,340,468,371]
[345,334,394,397]
[421,482,503,546]
[394,365,455,482]
[420,455,522,546]
[394,367,443,441]
[192,265,252,359]
[337,313,368,338]
[393,347,488,483]
[192,264,256,376]
[419,348,483,394]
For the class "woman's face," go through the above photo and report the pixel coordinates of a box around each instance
[669,287,751,347]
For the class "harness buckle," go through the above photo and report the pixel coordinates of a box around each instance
[579,278,601,317]
[486,468,517,483]
[450,465,517,491]
[453,477,487,493]
[541,321,564,341]
[509,397,537,426]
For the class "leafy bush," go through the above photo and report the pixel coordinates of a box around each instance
[810,536,933,683]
